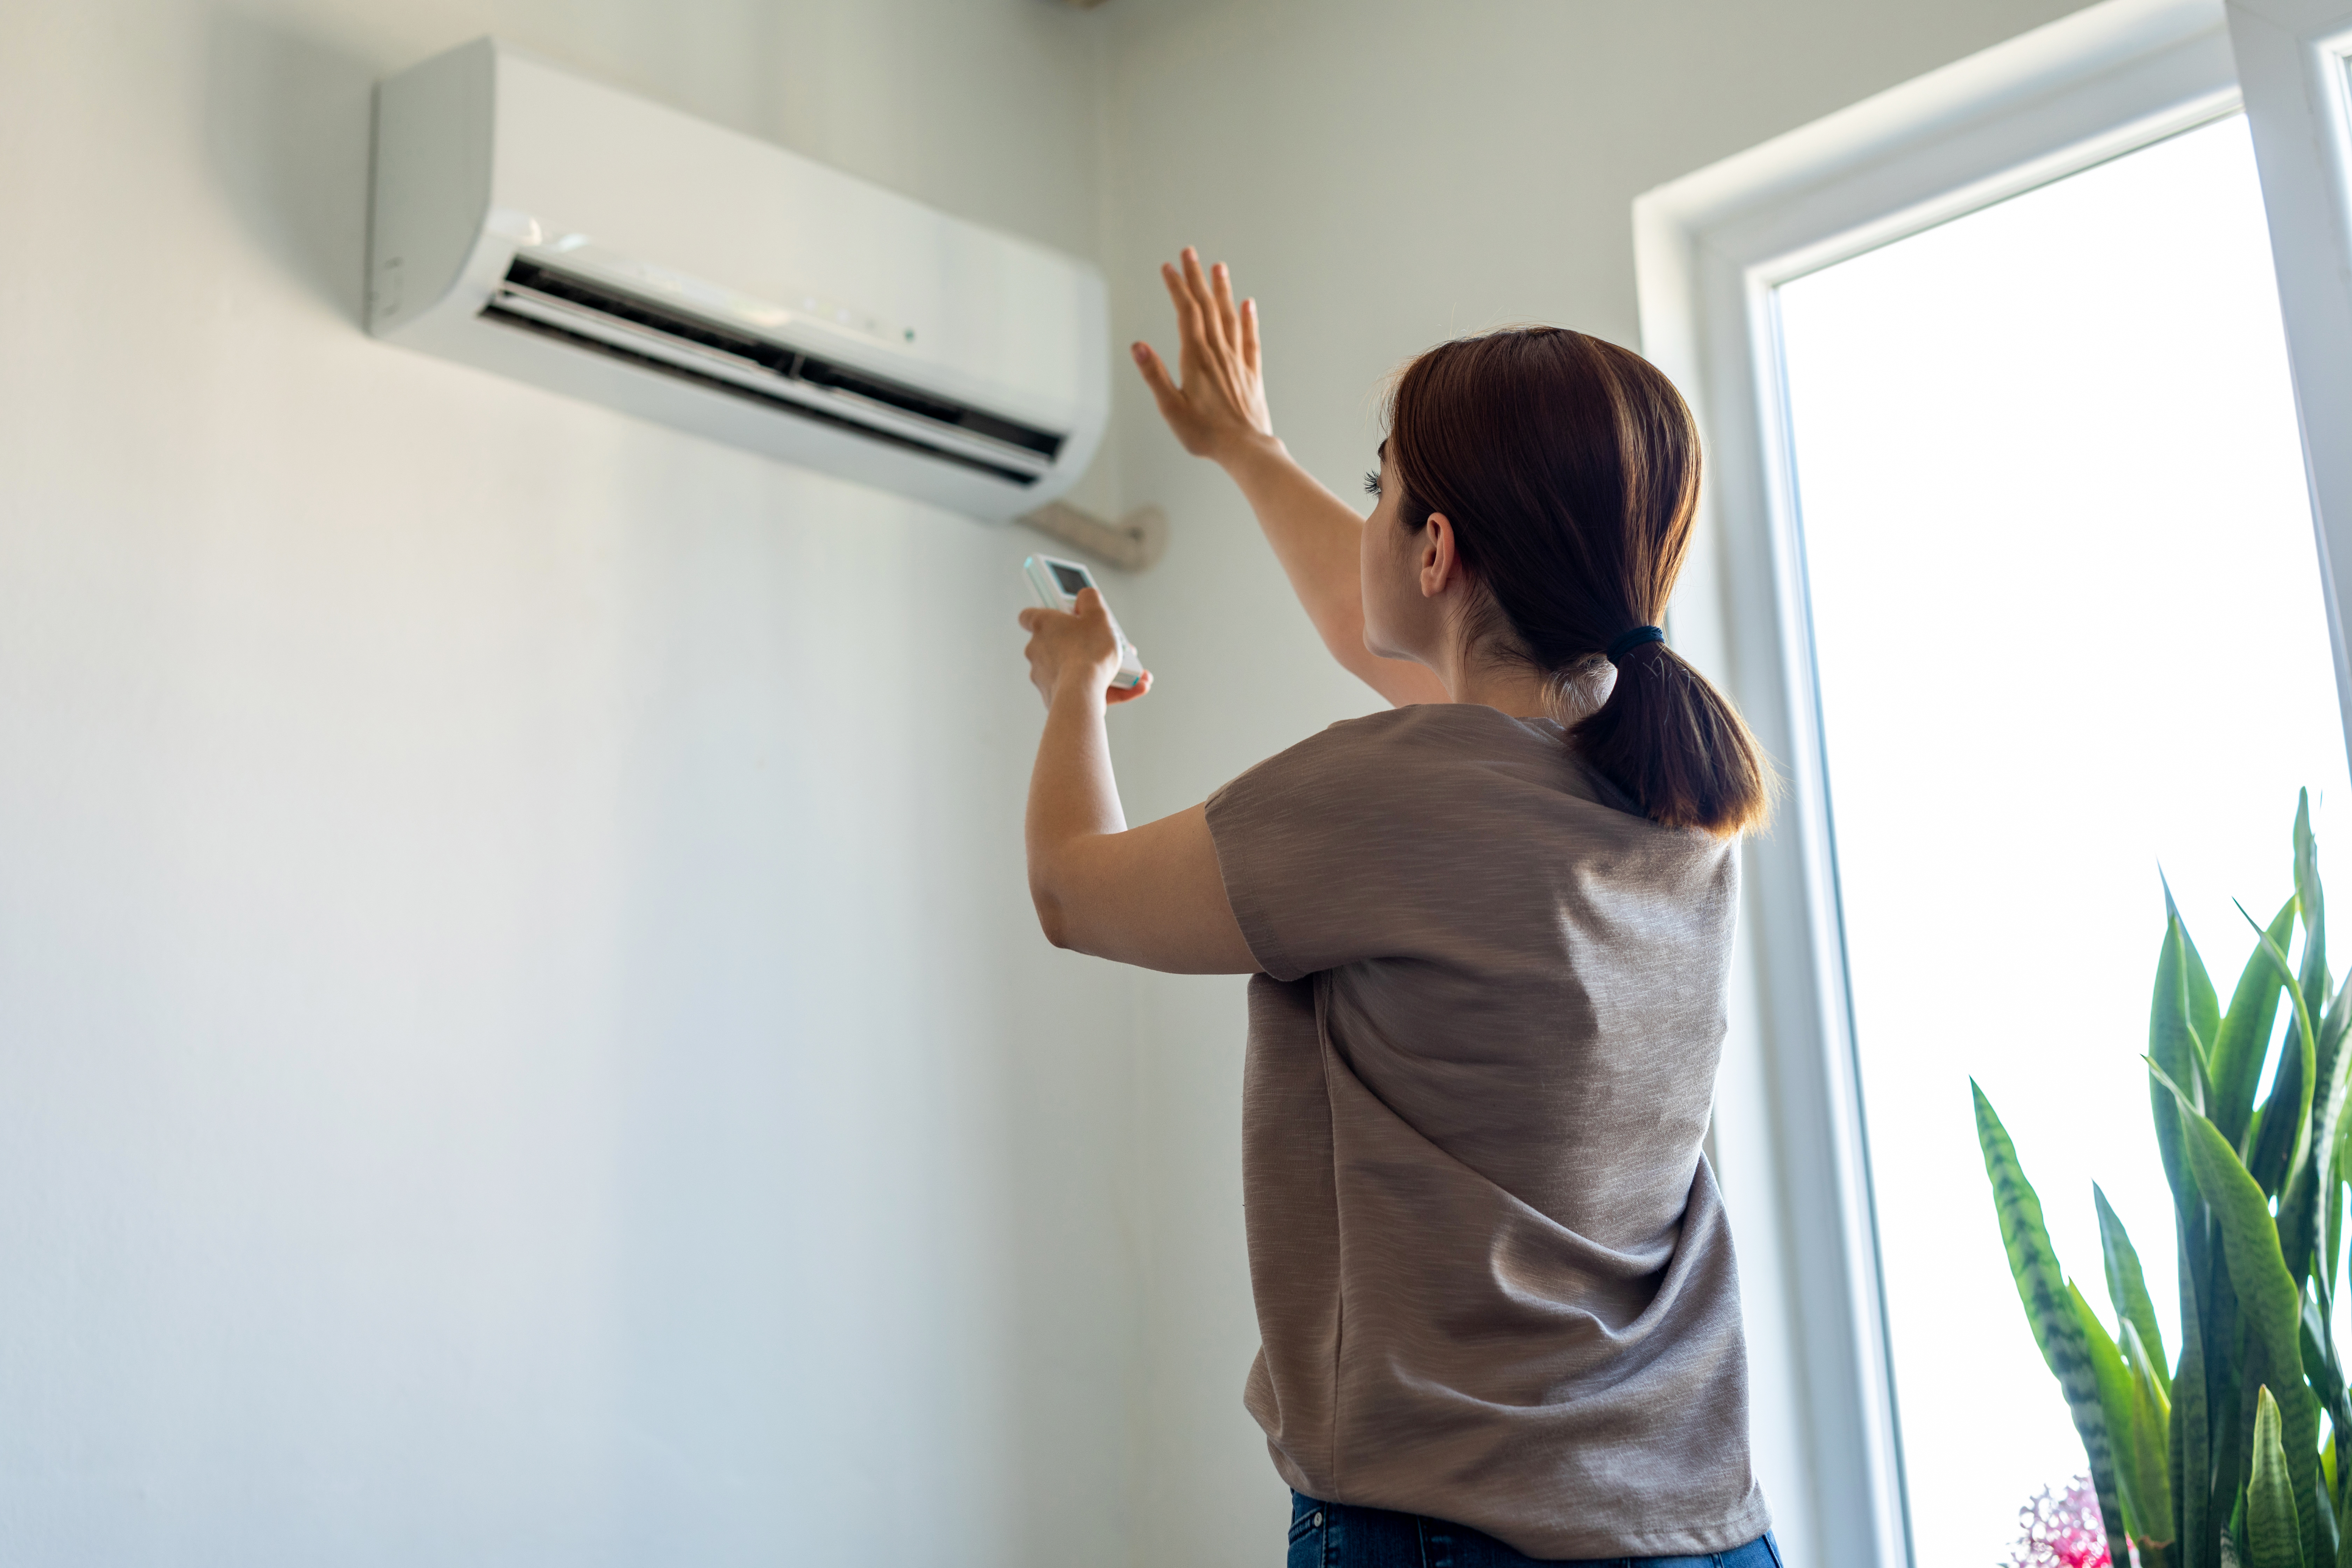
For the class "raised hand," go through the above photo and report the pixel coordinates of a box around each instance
[1132,248,1274,464]
[1127,249,1450,709]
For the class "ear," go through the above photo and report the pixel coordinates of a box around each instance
[1418,513,1464,599]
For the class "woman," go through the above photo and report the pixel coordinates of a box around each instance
[1017,248,1776,1568]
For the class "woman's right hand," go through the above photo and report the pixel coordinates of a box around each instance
[1132,248,1276,465]
[1018,588,1152,710]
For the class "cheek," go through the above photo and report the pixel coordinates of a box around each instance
[1360,508,1394,618]
[1360,507,1413,647]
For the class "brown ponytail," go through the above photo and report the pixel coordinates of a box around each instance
[1387,328,1771,838]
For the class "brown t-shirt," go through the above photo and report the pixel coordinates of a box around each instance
[1204,704,1767,1560]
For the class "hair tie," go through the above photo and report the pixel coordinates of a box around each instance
[1605,625,1666,664]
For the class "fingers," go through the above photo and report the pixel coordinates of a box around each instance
[1131,340,1183,413]
[1027,588,1110,636]
[1240,297,1260,373]
[1180,248,1230,354]
[1209,260,1241,351]
[1020,590,1135,708]
[1181,248,1232,355]
[1160,260,1207,350]
[1180,246,1212,312]
[1159,248,1251,363]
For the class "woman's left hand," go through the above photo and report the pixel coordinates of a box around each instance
[1020,587,1152,708]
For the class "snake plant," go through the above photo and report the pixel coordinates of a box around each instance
[1979,792,2352,1568]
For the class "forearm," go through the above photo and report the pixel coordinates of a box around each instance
[1221,436,1365,648]
[1020,705,1255,972]
[1221,438,1449,705]
[1024,679,1126,943]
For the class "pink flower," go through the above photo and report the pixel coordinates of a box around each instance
[2010,1477,2111,1568]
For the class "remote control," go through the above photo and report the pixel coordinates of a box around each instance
[1023,555,1145,690]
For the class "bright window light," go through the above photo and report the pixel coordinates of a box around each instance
[1774,112,2341,1568]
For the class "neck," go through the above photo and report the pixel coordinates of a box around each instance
[1432,641,1556,719]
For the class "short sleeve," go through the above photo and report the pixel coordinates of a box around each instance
[1205,712,1468,981]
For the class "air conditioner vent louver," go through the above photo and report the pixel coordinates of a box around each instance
[484,259,1061,486]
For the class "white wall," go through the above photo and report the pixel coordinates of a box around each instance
[1088,4,2100,1566]
[0,2,1137,1563]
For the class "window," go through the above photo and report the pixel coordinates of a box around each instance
[1777,110,2344,1568]
[1636,4,2352,1566]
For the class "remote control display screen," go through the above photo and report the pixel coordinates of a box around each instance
[1049,563,1090,596]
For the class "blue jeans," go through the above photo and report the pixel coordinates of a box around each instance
[1286,1492,1784,1568]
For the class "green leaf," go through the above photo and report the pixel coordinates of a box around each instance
[2160,1068,2323,1567]
[2167,873,2226,1054]
[2334,1117,2352,1298]
[2120,1316,2177,1549]
[2300,1274,2352,1550]
[2333,1119,2350,1298]
[2209,1267,2247,1568]
[2149,904,2222,1568]
[2212,897,2300,1151]
[2077,1281,2146,1540]
[2157,910,2217,1216]
[2246,903,2323,1197]
[1976,1081,2130,1568]
[2251,1384,2308,1568]
[2178,1230,2212,1568]
[2282,979,2352,1285]
[2298,790,2328,1023]
[2100,1184,2173,1396]
[2320,1441,2343,1568]
[2300,1276,2349,1446]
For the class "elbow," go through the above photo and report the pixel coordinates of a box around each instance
[1027,840,1103,954]
[1030,883,1077,951]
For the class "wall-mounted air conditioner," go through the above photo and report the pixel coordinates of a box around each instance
[368,39,1109,523]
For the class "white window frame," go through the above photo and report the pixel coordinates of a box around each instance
[1632,1,2352,1565]
[2231,0,2352,744]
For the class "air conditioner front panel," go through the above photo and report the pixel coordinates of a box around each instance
[368,39,1108,520]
